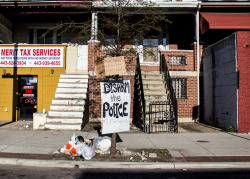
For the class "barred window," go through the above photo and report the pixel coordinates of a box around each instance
[169,55,186,65]
[170,78,187,99]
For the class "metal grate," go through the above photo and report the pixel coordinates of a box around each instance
[170,78,187,99]
[147,101,178,134]
[168,55,186,66]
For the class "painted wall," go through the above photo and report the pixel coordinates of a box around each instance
[0,45,66,122]
[203,33,238,130]
[237,31,250,133]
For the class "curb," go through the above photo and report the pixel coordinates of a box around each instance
[1,158,250,169]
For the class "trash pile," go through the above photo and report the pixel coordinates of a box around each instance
[60,133,111,160]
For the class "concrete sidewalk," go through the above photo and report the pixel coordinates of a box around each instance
[1,121,250,169]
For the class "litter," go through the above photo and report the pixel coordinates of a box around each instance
[92,136,111,154]
[81,146,96,160]
[23,125,29,129]
[60,134,111,160]
[129,157,135,161]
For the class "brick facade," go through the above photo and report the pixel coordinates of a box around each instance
[87,42,136,121]
[237,31,250,133]
[87,41,202,122]
[160,44,201,121]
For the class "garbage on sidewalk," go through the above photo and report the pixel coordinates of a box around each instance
[59,133,111,160]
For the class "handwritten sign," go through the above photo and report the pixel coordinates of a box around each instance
[0,46,64,67]
[101,80,131,134]
[95,56,127,77]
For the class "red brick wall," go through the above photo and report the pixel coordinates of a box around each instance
[160,45,201,120]
[162,50,194,71]
[237,31,250,133]
[176,77,198,118]
[87,42,136,120]
[87,41,202,121]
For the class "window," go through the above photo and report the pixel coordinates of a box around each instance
[170,78,187,99]
[29,29,61,44]
[169,55,186,65]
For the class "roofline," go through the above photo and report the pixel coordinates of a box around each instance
[201,2,250,7]
[93,1,200,8]
[0,1,92,7]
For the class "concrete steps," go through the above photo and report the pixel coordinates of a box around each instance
[46,117,83,124]
[45,72,89,130]
[44,123,82,130]
[52,98,85,105]
[140,71,171,130]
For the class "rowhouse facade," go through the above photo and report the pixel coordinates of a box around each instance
[0,0,203,132]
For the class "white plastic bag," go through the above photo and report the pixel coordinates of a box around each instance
[76,143,87,156]
[92,136,111,154]
[82,146,96,160]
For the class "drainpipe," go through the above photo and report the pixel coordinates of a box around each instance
[196,4,201,120]
[90,12,98,119]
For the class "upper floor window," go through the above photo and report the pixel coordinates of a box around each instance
[169,55,186,66]
[29,29,61,44]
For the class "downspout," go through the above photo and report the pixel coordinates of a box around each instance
[90,12,98,119]
[196,4,201,119]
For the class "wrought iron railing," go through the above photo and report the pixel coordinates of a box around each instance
[133,55,146,132]
[143,53,178,133]
[148,101,178,133]
[160,54,177,104]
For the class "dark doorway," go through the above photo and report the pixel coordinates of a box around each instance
[18,76,38,121]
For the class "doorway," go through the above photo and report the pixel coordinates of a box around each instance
[143,39,158,63]
[18,76,38,121]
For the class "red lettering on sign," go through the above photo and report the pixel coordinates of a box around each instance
[25,89,33,94]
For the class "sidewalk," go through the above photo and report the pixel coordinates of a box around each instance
[1,121,250,169]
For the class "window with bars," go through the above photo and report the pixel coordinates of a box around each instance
[168,55,186,65]
[170,78,187,99]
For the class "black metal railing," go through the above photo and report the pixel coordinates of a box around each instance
[133,55,146,132]
[160,54,177,104]
[148,101,178,133]
[143,53,178,133]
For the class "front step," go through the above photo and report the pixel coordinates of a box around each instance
[60,74,88,79]
[56,87,87,93]
[44,123,82,130]
[52,98,85,105]
[47,110,84,118]
[58,83,88,88]
[47,117,83,124]
[144,89,167,95]
[143,84,165,90]
[145,94,168,101]
[50,104,84,111]
[142,79,165,85]
[59,78,88,83]
[55,93,86,99]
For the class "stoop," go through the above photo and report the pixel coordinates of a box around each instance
[44,72,89,130]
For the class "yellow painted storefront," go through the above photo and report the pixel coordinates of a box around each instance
[0,46,66,122]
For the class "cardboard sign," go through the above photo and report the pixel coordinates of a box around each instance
[95,56,127,77]
[101,80,131,134]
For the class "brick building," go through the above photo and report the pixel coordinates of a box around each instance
[0,0,202,132]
